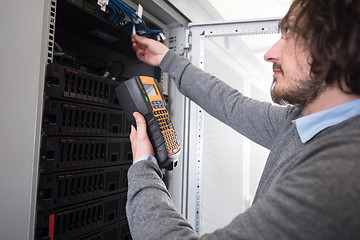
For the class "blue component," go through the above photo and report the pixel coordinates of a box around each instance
[108,0,163,39]
[152,101,157,104]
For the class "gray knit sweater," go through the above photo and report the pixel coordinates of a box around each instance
[126,50,360,239]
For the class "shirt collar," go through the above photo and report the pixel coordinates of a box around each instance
[292,99,360,143]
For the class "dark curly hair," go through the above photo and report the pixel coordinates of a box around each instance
[280,0,360,95]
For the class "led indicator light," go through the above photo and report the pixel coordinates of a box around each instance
[145,96,149,102]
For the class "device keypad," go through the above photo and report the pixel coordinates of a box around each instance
[152,104,181,155]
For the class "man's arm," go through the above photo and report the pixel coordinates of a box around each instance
[126,112,199,239]
[131,34,300,149]
[126,161,199,240]
[160,50,300,149]
[126,130,360,240]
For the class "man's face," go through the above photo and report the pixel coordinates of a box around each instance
[264,6,326,109]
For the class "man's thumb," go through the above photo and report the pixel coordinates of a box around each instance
[133,112,147,136]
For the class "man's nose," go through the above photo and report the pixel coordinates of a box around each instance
[264,38,283,63]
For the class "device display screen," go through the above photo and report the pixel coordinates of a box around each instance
[144,84,157,96]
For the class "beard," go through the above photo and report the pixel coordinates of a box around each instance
[270,63,326,109]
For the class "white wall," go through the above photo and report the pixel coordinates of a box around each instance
[0,0,49,239]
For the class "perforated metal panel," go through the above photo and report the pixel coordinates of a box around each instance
[188,19,279,234]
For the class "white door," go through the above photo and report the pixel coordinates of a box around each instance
[184,19,281,235]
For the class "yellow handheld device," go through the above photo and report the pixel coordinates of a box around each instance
[115,76,181,170]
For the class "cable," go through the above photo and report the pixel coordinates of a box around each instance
[107,61,125,81]
[107,0,164,40]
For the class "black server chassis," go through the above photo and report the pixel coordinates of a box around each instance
[36,63,132,240]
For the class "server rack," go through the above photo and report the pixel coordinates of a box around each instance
[0,0,188,237]
[32,0,188,239]
[37,43,132,240]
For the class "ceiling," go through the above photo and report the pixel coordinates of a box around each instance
[168,0,292,23]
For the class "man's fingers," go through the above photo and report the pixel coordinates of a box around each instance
[129,112,155,162]
[136,50,145,62]
[133,112,147,137]
[130,125,137,143]
[132,34,148,49]
[132,42,140,52]
[129,125,137,161]
[133,34,148,45]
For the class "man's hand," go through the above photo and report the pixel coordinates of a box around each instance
[131,34,169,66]
[130,112,155,163]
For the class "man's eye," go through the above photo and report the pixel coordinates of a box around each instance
[281,27,292,39]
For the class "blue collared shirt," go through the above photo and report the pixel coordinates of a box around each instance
[292,99,360,143]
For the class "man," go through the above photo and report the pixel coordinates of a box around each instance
[126,0,360,239]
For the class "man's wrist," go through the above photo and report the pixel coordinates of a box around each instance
[134,155,159,168]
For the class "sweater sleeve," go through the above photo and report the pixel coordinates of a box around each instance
[159,50,300,149]
[126,133,360,240]
[126,160,199,240]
